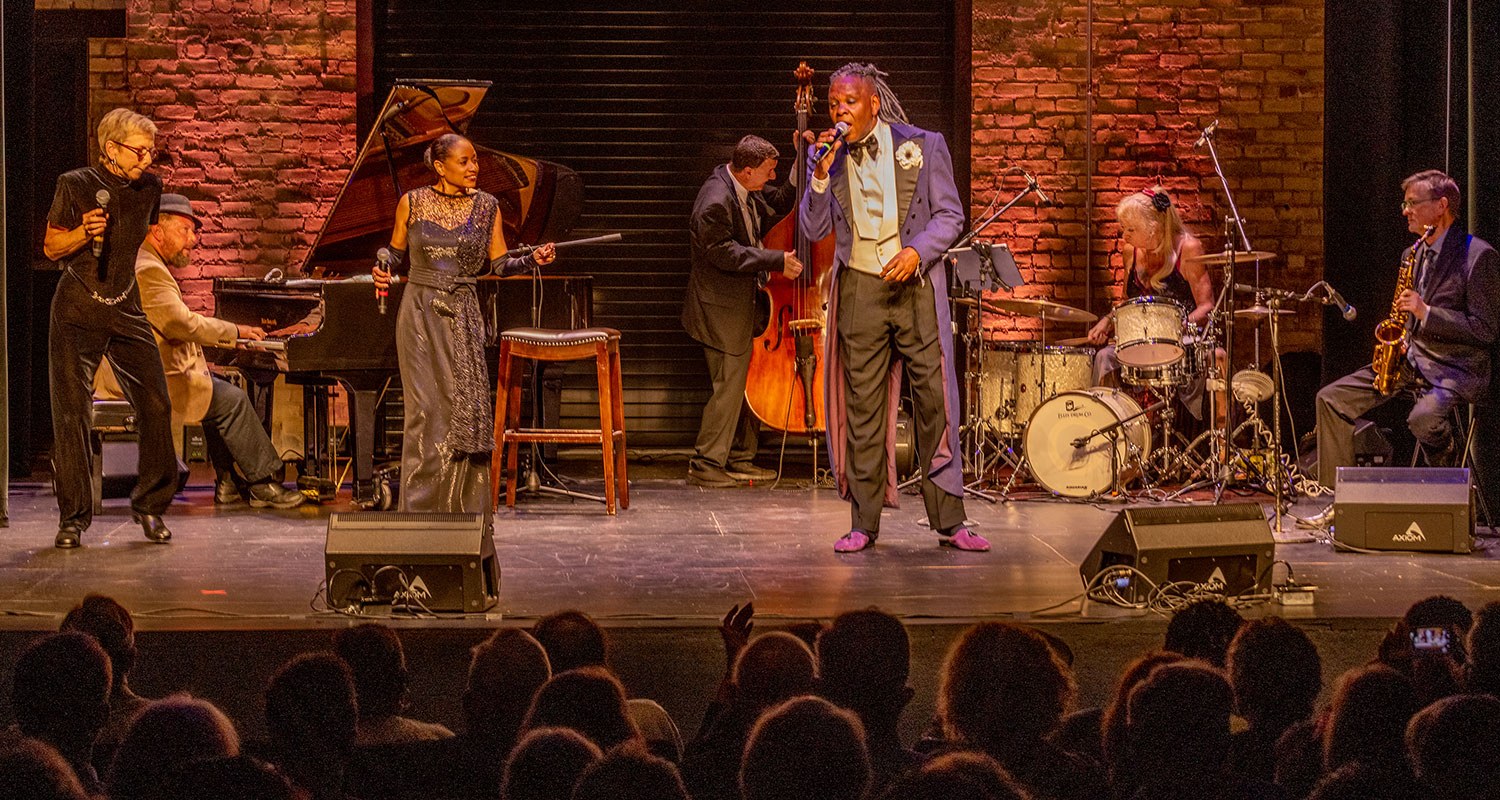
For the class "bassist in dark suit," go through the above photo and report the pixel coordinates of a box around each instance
[683,135,803,487]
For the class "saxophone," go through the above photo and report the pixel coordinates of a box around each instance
[1371,226,1434,395]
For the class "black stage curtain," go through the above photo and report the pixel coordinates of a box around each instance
[373,1,962,448]
[1325,0,1500,509]
[1325,0,1500,383]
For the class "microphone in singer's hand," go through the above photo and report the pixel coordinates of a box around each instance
[810,122,850,163]
[375,247,392,315]
[93,189,111,258]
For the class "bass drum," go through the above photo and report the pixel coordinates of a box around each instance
[1023,388,1152,498]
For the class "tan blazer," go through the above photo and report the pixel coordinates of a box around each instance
[95,244,238,427]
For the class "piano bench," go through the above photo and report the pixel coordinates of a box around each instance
[492,327,628,514]
[90,400,137,516]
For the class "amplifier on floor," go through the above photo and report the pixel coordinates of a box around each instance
[1079,504,1276,604]
[325,512,499,612]
[1334,467,1473,553]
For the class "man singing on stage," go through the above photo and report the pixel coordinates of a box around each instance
[683,135,803,488]
[800,63,987,553]
[1303,169,1500,527]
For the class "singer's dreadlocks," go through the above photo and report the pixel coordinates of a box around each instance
[830,62,909,125]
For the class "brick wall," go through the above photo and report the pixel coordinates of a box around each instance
[970,0,1324,358]
[35,0,126,8]
[120,0,358,313]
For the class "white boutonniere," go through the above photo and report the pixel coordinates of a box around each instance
[895,140,923,170]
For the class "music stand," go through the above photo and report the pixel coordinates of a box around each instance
[949,241,1025,294]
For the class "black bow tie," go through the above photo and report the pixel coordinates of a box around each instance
[847,135,879,166]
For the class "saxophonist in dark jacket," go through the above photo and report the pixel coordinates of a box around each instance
[1305,170,1500,525]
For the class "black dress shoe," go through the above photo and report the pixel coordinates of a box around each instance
[214,472,245,505]
[132,513,172,543]
[687,463,739,488]
[248,481,308,509]
[726,462,777,481]
[55,524,83,549]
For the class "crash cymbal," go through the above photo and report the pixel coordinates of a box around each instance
[1234,304,1296,320]
[950,295,1006,315]
[987,297,1098,324]
[1188,249,1279,266]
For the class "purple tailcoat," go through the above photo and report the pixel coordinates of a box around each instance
[799,122,966,505]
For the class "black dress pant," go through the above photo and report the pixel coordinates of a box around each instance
[838,269,966,535]
[690,344,758,471]
[1315,365,1461,488]
[204,375,283,484]
[49,278,177,529]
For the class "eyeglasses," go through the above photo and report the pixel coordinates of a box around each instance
[1401,196,1438,211]
[111,140,158,161]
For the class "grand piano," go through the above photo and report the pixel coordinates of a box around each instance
[212,80,589,507]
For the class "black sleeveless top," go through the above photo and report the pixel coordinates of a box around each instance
[1125,243,1195,310]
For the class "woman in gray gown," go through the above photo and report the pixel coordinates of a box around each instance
[372,133,557,513]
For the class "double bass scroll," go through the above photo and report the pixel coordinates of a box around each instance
[746,62,836,434]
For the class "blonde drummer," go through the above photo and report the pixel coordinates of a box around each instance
[1088,187,1219,421]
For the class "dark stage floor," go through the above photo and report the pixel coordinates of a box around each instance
[3,459,1499,630]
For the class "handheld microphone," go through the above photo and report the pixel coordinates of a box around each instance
[1327,286,1357,321]
[810,122,850,163]
[375,247,392,314]
[93,189,111,258]
[1194,120,1219,148]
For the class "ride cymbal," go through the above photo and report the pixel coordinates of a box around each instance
[987,297,1098,324]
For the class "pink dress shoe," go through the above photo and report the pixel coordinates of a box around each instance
[940,526,990,552]
[833,530,876,553]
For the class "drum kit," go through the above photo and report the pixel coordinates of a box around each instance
[953,249,1287,502]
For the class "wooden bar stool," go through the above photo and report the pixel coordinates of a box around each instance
[491,327,628,514]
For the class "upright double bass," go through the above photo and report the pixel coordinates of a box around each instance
[747,62,836,434]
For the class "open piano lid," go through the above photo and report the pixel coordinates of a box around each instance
[300,79,582,277]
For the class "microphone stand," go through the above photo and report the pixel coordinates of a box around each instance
[507,233,625,507]
[949,169,1046,497]
[1201,125,1252,502]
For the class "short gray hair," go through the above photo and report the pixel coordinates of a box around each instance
[732,135,779,171]
[97,108,157,153]
[830,62,909,125]
[1402,169,1461,211]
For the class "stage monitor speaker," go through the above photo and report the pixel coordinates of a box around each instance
[1078,504,1275,603]
[1334,467,1473,553]
[325,512,499,612]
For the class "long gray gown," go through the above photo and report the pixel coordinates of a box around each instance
[396,186,500,513]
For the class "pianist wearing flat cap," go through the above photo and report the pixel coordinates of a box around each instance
[94,193,307,513]
[372,133,557,514]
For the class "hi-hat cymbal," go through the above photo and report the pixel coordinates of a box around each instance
[1188,249,1279,266]
[1234,304,1296,320]
[986,297,1098,324]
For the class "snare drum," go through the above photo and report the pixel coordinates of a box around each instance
[1023,387,1152,497]
[980,342,1094,435]
[1119,359,1192,388]
[1114,296,1186,367]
